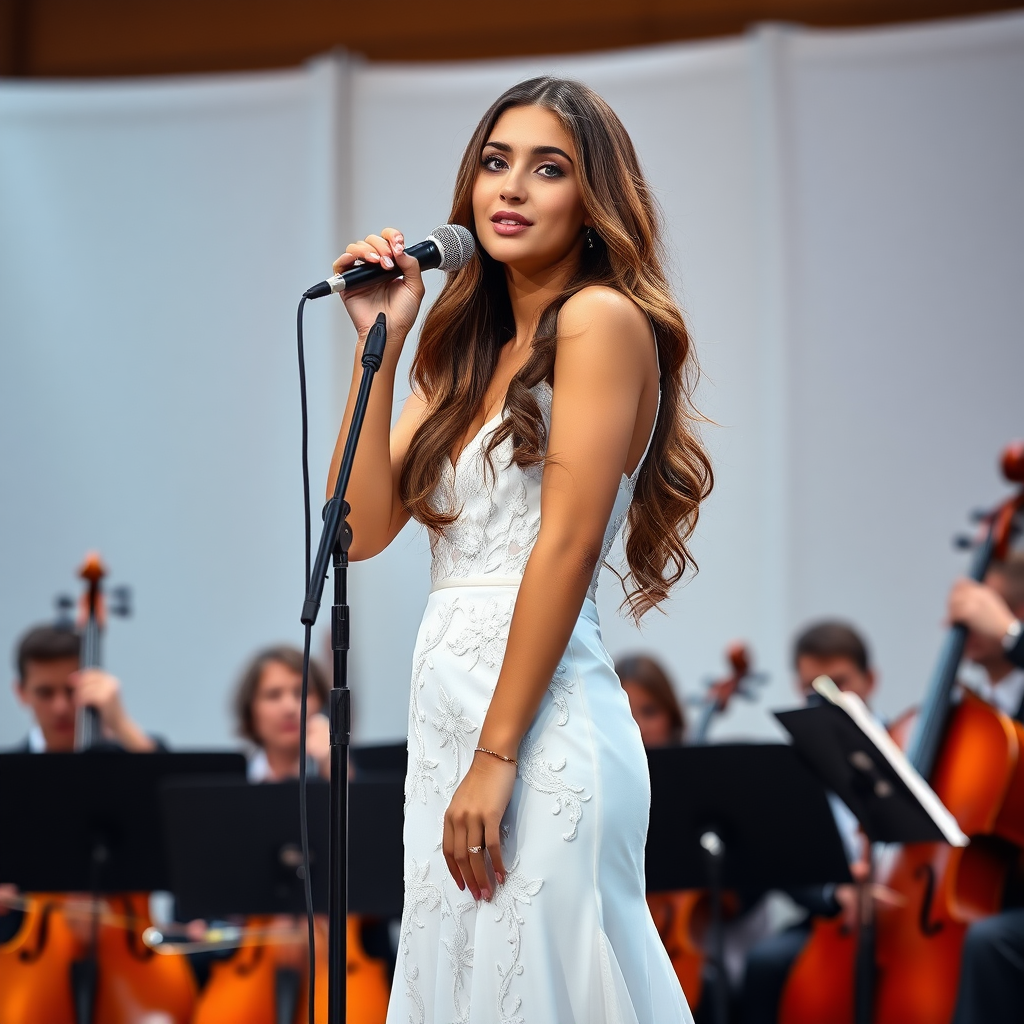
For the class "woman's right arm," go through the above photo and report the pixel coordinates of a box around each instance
[326,228,428,560]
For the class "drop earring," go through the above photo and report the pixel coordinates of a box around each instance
[586,227,595,250]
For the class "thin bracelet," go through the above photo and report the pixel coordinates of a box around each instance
[475,746,518,767]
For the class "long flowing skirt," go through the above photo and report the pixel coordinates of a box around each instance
[386,583,694,1024]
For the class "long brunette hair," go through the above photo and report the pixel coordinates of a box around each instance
[402,77,713,619]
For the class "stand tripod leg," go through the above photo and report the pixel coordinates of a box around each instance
[275,966,302,1024]
[69,958,97,1024]
[700,831,729,1024]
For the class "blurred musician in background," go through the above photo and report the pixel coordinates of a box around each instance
[9,623,157,753]
[617,653,770,1023]
[740,621,875,1024]
[232,644,331,781]
[616,653,687,746]
[947,554,1024,1023]
[191,644,390,1024]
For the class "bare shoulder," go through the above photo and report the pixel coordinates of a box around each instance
[558,286,653,351]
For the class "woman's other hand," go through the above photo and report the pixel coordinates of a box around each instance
[332,228,425,344]
[442,752,516,901]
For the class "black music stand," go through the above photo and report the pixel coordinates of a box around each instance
[775,680,967,1024]
[160,775,404,1024]
[0,751,247,1024]
[645,743,852,1024]
[160,776,405,920]
[350,741,407,778]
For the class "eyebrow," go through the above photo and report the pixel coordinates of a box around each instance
[482,140,574,163]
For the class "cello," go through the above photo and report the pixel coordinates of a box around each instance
[0,553,197,1024]
[779,442,1024,1024]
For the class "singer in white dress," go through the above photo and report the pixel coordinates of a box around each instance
[328,78,712,1024]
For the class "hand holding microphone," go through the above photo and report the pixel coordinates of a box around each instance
[305,224,476,344]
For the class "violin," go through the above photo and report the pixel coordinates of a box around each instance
[780,442,1024,1024]
[0,553,196,1024]
[648,642,763,1010]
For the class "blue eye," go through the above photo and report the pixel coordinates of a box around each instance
[538,163,565,179]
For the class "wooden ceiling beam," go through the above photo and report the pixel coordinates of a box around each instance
[0,0,1020,77]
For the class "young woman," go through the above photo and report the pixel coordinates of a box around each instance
[329,77,712,1024]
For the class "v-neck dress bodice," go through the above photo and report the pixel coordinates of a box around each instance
[428,381,657,601]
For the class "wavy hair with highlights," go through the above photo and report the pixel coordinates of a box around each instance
[400,77,713,620]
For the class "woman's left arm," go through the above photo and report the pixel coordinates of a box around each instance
[442,286,657,900]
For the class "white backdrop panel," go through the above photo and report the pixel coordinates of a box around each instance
[781,14,1024,723]
[0,62,343,746]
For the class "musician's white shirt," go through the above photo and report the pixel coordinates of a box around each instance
[959,664,1024,720]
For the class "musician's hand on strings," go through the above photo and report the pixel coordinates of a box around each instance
[71,669,156,752]
[947,577,1016,640]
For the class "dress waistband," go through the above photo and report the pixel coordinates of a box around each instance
[430,575,522,593]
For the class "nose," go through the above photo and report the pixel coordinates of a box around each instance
[499,166,526,204]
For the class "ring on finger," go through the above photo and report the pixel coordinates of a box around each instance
[468,845,483,854]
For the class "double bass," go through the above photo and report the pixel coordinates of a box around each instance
[0,553,197,1024]
[780,443,1024,1024]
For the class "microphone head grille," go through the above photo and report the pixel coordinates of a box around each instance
[428,224,476,273]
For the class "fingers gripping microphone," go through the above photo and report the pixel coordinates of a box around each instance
[304,224,476,299]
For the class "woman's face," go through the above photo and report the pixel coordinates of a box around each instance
[250,660,321,755]
[472,104,589,276]
[623,680,675,748]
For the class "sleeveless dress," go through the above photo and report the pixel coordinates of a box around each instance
[387,380,695,1024]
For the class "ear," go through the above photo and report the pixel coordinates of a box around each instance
[13,679,28,707]
[865,669,878,695]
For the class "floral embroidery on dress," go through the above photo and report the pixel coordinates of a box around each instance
[517,734,591,842]
[432,685,477,797]
[447,597,514,672]
[441,894,476,1024]
[407,601,458,806]
[547,663,574,726]
[399,859,444,1024]
[492,856,544,1024]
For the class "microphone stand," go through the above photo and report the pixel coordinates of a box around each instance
[301,311,388,1024]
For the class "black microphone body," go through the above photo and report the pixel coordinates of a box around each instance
[303,224,475,300]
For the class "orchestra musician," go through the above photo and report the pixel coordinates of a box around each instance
[740,621,876,1024]
[232,644,331,782]
[946,553,1024,1023]
[616,653,687,746]
[1,622,189,1024]
[190,644,391,1024]
[8,622,157,754]
[1,623,159,944]
[616,652,771,1023]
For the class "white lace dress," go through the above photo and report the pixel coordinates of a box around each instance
[387,382,694,1024]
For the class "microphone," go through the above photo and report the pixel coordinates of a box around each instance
[304,224,476,299]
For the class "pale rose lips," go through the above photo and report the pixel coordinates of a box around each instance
[491,211,533,236]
